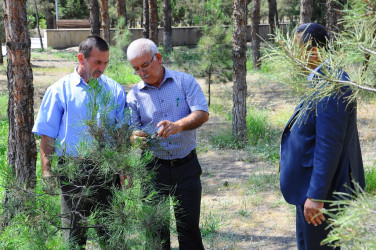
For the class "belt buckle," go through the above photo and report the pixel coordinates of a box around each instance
[170,159,178,167]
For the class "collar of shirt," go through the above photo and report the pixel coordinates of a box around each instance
[307,64,323,81]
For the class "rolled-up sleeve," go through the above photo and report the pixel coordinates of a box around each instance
[32,87,63,138]
[184,74,209,113]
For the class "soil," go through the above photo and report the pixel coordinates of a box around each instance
[1,49,375,249]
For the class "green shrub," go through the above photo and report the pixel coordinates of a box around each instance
[322,187,376,249]
[208,107,281,162]
[365,165,376,194]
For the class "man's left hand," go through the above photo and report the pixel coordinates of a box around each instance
[304,198,325,226]
[157,120,182,138]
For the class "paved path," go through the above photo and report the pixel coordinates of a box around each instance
[2,37,46,56]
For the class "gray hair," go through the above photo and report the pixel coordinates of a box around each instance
[126,38,159,61]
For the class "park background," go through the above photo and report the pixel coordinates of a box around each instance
[0,0,376,249]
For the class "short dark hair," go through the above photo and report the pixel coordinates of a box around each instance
[296,23,329,49]
[79,36,109,58]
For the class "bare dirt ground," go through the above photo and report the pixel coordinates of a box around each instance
[2,49,375,249]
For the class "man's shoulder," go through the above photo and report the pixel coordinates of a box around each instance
[48,72,76,92]
[166,68,194,81]
[100,74,122,87]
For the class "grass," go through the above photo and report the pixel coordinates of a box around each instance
[31,48,77,62]
[208,106,281,163]
[246,169,279,195]
[105,47,141,86]
[0,94,8,206]
[365,164,376,194]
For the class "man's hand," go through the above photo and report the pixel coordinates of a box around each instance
[41,135,56,190]
[157,120,182,138]
[131,130,148,147]
[42,169,56,190]
[304,198,325,226]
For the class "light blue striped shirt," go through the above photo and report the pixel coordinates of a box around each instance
[32,68,127,156]
[127,68,209,160]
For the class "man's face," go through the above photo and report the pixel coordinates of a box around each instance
[78,47,109,81]
[130,52,163,87]
[296,32,319,70]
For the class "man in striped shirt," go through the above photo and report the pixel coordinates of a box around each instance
[127,38,209,250]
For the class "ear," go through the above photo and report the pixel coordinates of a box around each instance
[310,47,319,61]
[77,53,85,65]
[155,53,162,64]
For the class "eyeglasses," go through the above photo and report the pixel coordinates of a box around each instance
[133,53,157,75]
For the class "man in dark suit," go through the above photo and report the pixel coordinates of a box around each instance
[279,23,365,250]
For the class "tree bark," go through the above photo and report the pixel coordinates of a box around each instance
[325,0,345,38]
[34,1,44,51]
[232,0,248,140]
[143,0,149,38]
[300,0,312,24]
[0,33,3,65]
[89,0,101,36]
[267,0,279,36]
[117,0,127,26]
[3,0,36,189]
[163,0,173,53]
[149,0,158,45]
[251,0,261,69]
[100,0,110,43]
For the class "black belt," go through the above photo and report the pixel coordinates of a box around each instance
[155,149,196,167]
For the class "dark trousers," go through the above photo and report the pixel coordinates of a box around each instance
[146,150,205,250]
[59,161,120,248]
[296,205,340,250]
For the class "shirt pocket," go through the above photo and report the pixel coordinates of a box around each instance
[174,96,189,119]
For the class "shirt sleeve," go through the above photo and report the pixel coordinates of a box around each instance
[32,86,64,138]
[183,74,209,113]
[114,84,129,126]
[126,89,142,129]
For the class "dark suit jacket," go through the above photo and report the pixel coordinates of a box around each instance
[280,69,365,205]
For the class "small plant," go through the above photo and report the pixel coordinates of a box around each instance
[365,165,376,194]
[0,80,170,248]
[200,209,221,239]
[322,186,376,249]
[246,169,279,194]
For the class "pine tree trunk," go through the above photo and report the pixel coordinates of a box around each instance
[143,0,149,38]
[267,0,279,36]
[163,0,173,53]
[325,0,345,38]
[100,0,110,43]
[251,0,261,69]
[46,11,55,29]
[3,0,37,189]
[300,0,312,24]
[34,1,44,51]
[232,0,248,140]
[149,0,158,45]
[89,0,101,36]
[117,0,127,26]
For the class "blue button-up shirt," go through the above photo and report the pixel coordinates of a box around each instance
[127,68,209,160]
[32,68,127,156]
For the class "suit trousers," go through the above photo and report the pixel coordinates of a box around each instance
[296,205,340,250]
[146,150,205,250]
[58,159,120,248]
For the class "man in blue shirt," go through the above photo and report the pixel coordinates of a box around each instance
[126,38,209,249]
[279,23,365,249]
[32,36,127,248]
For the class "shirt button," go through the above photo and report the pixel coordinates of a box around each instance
[169,142,172,145]
[164,114,167,117]
[161,100,164,103]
